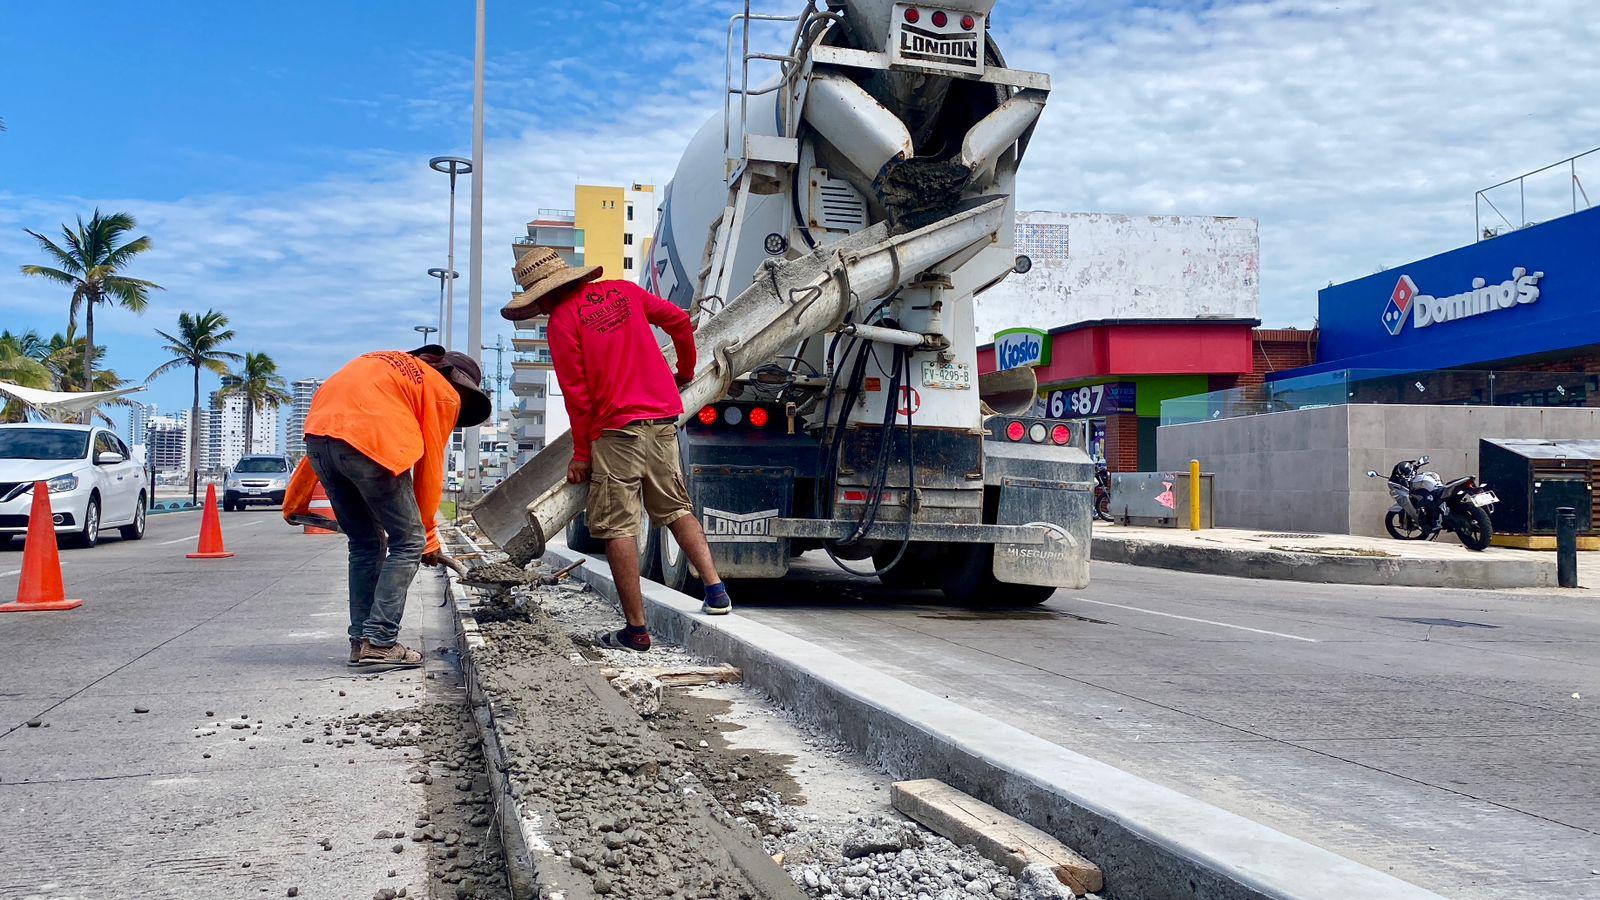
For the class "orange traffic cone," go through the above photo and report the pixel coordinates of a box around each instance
[0,482,83,612]
[187,483,235,560]
[303,478,338,535]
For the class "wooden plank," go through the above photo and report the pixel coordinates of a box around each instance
[891,779,1102,894]
[598,664,743,687]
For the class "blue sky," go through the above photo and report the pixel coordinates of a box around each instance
[2,0,1597,421]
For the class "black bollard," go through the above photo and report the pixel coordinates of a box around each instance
[1556,506,1578,589]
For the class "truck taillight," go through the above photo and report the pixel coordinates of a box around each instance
[1006,421,1025,442]
[840,489,867,503]
[1051,424,1071,445]
[961,14,974,29]
[1029,423,1047,443]
[904,7,919,23]
[748,407,770,428]
[697,406,718,426]
[931,10,947,26]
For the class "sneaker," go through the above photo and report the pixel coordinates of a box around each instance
[356,640,424,669]
[701,585,732,616]
[597,628,652,653]
[347,639,363,667]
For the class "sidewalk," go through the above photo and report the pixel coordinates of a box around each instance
[1092,522,1561,588]
[0,511,452,899]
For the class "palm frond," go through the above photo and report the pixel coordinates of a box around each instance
[21,230,82,275]
[17,264,78,286]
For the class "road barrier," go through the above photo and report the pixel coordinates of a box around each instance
[0,482,83,613]
[186,484,235,560]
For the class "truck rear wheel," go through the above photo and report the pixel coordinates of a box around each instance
[657,523,702,597]
[566,512,604,553]
[939,543,1055,607]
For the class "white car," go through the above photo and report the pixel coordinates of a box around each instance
[0,423,149,548]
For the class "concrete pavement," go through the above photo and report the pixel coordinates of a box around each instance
[0,509,452,899]
[728,554,1600,899]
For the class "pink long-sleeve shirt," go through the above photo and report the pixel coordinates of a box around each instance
[547,280,696,464]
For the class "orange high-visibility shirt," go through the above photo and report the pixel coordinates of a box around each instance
[282,351,459,553]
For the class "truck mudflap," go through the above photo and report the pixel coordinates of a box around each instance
[993,476,1091,590]
[692,465,793,579]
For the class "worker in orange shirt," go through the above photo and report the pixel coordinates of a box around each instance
[284,345,491,669]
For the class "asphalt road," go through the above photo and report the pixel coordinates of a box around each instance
[734,554,1600,899]
[0,508,449,898]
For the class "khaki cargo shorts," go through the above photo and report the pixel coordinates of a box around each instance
[586,420,693,540]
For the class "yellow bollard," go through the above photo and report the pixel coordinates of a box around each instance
[1189,459,1202,531]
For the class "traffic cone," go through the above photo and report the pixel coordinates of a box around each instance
[187,483,235,560]
[303,478,338,535]
[0,482,83,612]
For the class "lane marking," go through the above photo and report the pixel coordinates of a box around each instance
[0,569,18,578]
[1067,597,1320,643]
[159,534,202,546]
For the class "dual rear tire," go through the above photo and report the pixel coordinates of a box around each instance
[873,542,1055,607]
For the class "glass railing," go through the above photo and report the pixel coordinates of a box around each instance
[1161,368,1600,426]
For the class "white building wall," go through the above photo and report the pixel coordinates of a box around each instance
[974,211,1260,339]
[287,378,322,458]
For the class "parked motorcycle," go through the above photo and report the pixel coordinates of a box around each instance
[1093,460,1112,522]
[1366,456,1498,551]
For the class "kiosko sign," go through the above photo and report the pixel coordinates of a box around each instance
[993,328,1051,371]
[1383,268,1543,336]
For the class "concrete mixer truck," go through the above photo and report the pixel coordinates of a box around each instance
[473,0,1091,605]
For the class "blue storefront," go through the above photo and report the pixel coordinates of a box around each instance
[1279,205,1600,400]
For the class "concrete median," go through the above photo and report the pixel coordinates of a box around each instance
[1092,525,1557,589]
[541,543,1447,900]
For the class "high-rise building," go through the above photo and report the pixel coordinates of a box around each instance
[509,184,657,465]
[147,414,189,475]
[125,402,154,448]
[202,382,283,471]
[287,378,323,459]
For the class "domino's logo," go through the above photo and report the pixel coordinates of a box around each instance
[1382,275,1417,336]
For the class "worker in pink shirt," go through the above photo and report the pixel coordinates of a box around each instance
[501,246,730,651]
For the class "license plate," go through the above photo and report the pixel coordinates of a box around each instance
[921,361,971,391]
[245,489,263,495]
[1472,492,1497,507]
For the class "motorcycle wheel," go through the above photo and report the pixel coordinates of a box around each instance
[1454,506,1493,551]
[1094,493,1113,523]
[1384,510,1425,540]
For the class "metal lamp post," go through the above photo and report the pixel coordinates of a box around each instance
[426,268,458,338]
[428,156,473,349]
[414,324,439,346]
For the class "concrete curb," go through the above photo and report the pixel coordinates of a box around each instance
[545,544,1446,900]
[439,562,544,900]
[1092,533,1555,588]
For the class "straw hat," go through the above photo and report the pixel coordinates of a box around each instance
[503,246,602,321]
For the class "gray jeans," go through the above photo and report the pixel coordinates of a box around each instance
[304,435,425,646]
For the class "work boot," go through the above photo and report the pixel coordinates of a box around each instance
[356,640,424,669]
[347,639,362,667]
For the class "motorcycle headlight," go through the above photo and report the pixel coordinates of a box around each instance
[45,473,79,494]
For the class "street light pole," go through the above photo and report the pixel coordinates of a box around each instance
[426,268,458,338]
[429,156,473,350]
[414,324,439,346]
[464,0,488,501]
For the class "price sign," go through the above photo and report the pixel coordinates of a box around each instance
[1046,383,1135,419]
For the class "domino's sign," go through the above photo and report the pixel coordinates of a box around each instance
[1382,267,1543,336]
[993,328,1051,370]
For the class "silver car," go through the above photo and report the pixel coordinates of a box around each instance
[223,455,293,511]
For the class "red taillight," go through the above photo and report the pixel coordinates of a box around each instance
[1006,421,1025,442]
[841,489,867,503]
[931,10,947,27]
[1051,424,1070,446]
[904,7,919,23]
[697,406,718,426]
[748,407,769,428]
[961,14,975,29]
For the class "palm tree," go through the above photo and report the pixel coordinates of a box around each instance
[149,311,240,500]
[0,332,51,423]
[220,352,292,456]
[19,209,162,393]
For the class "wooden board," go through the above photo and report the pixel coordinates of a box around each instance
[891,779,1102,894]
[598,664,743,686]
